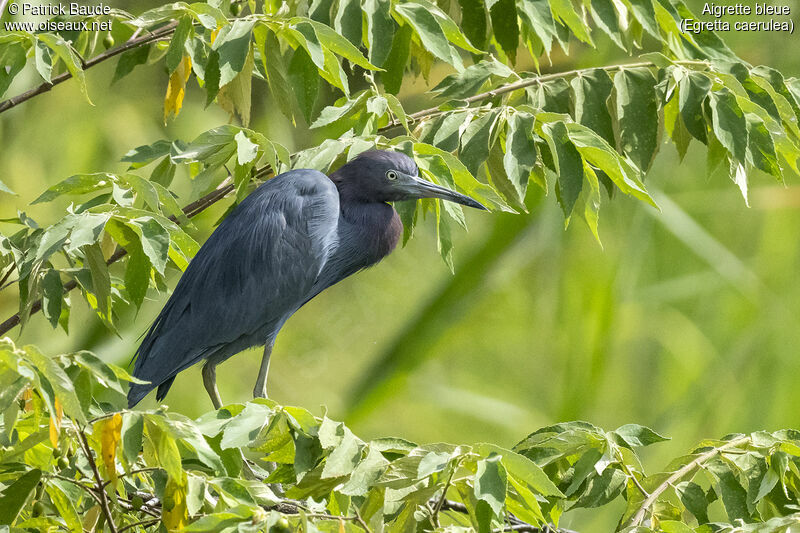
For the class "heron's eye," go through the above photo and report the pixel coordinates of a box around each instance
[386,170,398,180]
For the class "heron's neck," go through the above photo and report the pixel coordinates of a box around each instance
[339,200,402,263]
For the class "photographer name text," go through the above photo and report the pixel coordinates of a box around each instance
[4,2,112,31]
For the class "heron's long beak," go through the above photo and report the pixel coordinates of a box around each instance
[399,174,488,210]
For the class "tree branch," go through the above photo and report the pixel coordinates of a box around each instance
[76,426,119,533]
[0,22,178,115]
[389,59,710,129]
[627,436,751,527]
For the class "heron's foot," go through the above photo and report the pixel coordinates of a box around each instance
[253,385,269,400]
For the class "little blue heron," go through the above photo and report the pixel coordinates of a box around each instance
[127,150,486,409]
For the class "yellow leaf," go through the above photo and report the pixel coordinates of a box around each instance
[22,387,32,412]
[211,25,221,44]
[162,474,188,531]
[49,397,63,447]
[164,55,192,123]
[99,413,122,490]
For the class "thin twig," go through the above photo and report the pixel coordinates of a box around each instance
[102,466,161,487]
[117,518,160,533]
[627,436,751,527]
[432,463,457,527]
[0,264,15,290]
[77,427,119,533]
[620,462,650,499]
[43,472,104,506]
[0,22,178,114]
[353,507,373,533]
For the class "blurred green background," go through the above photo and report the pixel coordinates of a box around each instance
[1,2,799,528]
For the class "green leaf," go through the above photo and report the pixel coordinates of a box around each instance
[394,2,462,68]
[709,88,749,163]
[289,47,320,123]
[565,123,655,206]
[254,26,295,123]
[542,120,583,218]
[475,455,507,516]
[433,59,514,100]
[0,43,27,98]
[34,39,53,84]
[213,19,256,87]
[571,69,615,145]
[126,247,151,311]
[573,468,627,508]
[37,33,91,104]
[0,469,42,525]
[150,157,178,188]
[340,445,390,496]
[675,481,710,524]
[121,140,172,167]
[679,71,711,143]
[612,424,670,448]
[82,242,112,324]
[121,412,144,468]
[113,43,151,84]
[460,110,499,176]
[489,0,519,61]
[627,0,660,38]
[502,111,536,203]
[475,443,563,497]
[516,0,557,57]
[549,0,593,45]
[746,114,782,180]
[220,402,272,449]
[45,482,81,533]
[167,16,193,73]
[614,68,659,173]
[129,217,170,275]
[457,0,487,50]
[41,269,63,329]
[32,173,113,204]
[590,0,625,49]
[381,23,412,94]
[235,131,259,165]
[334,0,362,46]
[364,0,395,67]
[309,20,379,70]
[322,427,362,479]
[707,461,750,521]
[663,94,692,160]
[311,92,369,128]
[25,346,87,424]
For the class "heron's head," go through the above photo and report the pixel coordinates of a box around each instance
[330,150,487,210]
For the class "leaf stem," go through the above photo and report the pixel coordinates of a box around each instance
[627,436,751,527]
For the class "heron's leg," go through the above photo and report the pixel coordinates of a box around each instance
[202,361,223,410]
[253,342,273,399]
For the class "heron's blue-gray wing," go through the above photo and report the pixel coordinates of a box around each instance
[127,170,339,406]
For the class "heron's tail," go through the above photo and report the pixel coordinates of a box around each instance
[127,381,152,408]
